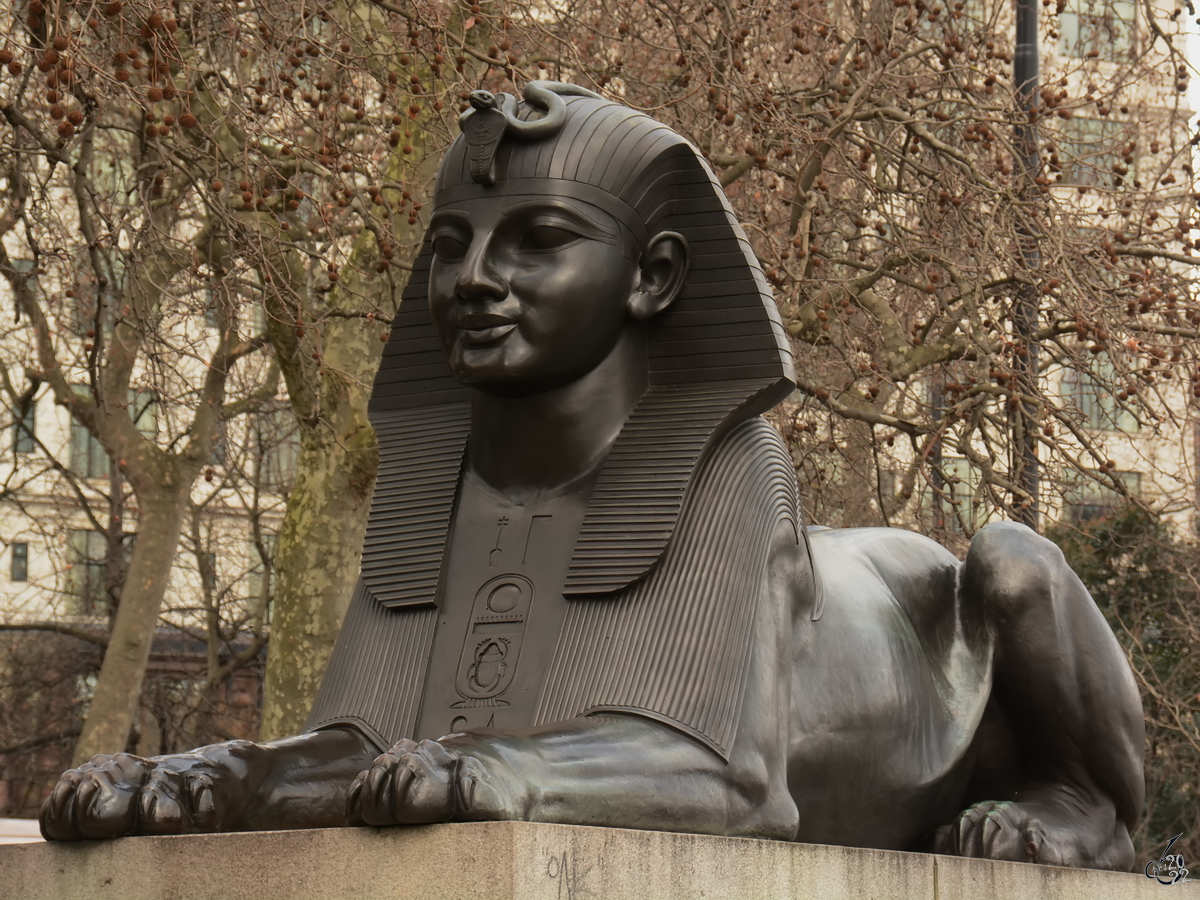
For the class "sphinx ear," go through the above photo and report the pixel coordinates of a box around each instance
[627,231,689,322]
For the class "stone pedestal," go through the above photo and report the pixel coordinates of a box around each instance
[0,821,1191,899]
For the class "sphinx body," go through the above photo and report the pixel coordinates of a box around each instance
[40,85,1143,871]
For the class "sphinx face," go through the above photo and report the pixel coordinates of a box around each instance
[427,191,642,395]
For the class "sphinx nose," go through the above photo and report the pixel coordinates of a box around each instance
[455,238,508,303]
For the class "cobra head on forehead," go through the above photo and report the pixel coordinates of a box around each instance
[435,82,697,254]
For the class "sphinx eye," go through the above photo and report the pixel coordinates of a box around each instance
[519,225,580,252]
[433,234,469,261]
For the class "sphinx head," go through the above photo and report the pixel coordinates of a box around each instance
[375,83,792,416]
[427,84,691,396]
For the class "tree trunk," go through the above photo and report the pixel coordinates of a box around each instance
[72,488,190,765]
[259,377,380,739]
[255,1,470,734]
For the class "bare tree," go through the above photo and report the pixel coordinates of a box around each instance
[0,0,503,747]
[2,0,1194,784]
[0,0,287,760]
[0,341,279,799]
[501,0,1196,537]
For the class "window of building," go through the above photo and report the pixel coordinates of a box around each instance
[933,456,988,532]
[1058,118,1130,187]
[11,543,28,582]
[1065,470,1141,522]
[12,398,34,454]
[128,388,158,439]
[203,286,220,331]
[198,549,218,595]
[69,385,107,478]
[72,248,126,336]
[205,281,266,335]
[68,387,158,477]
[257,408,299,490]
[1060,0,1135,60]
[69,419,108,478]
[247,532,277,618]
[1063,359,1137,432]
[66,529,107,615]
[210,424,229,466]
[8,258,37,294]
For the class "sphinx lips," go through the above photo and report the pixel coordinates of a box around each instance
[458,313,517,344]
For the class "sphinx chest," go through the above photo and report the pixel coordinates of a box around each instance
[413,474,591,740]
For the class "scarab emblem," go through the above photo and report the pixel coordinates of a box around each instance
[466,638,509,694]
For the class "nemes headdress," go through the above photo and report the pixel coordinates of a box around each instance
[362,82,796,608]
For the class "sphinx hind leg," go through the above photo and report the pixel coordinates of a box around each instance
[937,521,1144,870]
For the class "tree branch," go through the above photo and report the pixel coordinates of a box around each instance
[0,726,83,756]
[0,623,108,648]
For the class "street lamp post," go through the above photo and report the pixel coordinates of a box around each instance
[1012,0,1042,529]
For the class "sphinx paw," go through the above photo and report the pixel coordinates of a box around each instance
[935,800,1054,864]
[40,754,154,841]
[349,739,464,826]
[40,751,229,840]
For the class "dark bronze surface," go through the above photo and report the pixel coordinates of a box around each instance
[41,84,1143,872]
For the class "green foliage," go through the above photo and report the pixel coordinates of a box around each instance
[1049,508,1200,866]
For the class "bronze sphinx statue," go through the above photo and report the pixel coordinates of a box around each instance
[41,83,1144,871]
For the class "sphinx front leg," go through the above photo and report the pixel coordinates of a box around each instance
[347,714,798,839]
[41,727,378,839]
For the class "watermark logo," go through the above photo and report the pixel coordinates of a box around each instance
[1146,834,1190,885]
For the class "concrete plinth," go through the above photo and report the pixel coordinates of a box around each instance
[0,821,1192,900]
